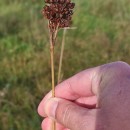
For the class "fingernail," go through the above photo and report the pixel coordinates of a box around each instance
[45,98,59,119]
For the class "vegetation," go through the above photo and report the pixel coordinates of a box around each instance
[0,0,130,129]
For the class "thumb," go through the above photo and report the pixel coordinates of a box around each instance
[44,98,98,130]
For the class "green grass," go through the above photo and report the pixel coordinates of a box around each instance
[0,0,130,129]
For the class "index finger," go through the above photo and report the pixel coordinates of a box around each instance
[55,67,99,99]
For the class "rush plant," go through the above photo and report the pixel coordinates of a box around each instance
[42,0,75,129]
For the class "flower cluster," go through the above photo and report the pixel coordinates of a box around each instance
[42,0,75,30]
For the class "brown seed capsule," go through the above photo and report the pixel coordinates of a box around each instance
[66,0,71,3]
[54,0,58,3]
[59,0,65,4]
[67,3,75,9]
[45,0,50,3]
[69,10,73,15]
[44,0,48,3]
[64,10,69,15]
[66,16,71,20]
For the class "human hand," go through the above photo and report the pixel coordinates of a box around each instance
[38,61,130,130]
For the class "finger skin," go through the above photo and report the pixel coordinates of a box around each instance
[75,96,97,108]
[41,118,50,130]
[42,118,65,130]
[97,75,130,130]
[54,99,96,130]
[44,98,102,130]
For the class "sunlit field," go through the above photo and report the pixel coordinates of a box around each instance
[0,0,130,129]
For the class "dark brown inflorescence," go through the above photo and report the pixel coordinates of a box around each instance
[42,0,75,31]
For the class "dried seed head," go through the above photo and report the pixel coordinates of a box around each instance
[42,0,75,31]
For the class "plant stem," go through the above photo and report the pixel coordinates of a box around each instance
[54,23,59,42]
[50,43,56,130]
[49,31,56,130]
[57,29,67,83]
[49,23,59,130]
[50,44,55,97]
[57,27,76,83]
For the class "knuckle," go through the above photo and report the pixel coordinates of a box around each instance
[112,61,130,75]
[101,61,130,77]
[114,61,129,68]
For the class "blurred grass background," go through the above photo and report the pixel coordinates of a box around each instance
[0,0,130,129]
